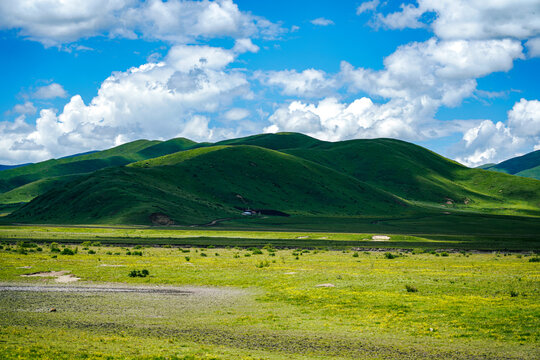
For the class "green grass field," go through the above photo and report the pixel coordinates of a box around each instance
[0,229,539,359]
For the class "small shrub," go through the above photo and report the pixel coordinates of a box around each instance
[207,245,215,249]
[184,256,191,261]
[88,250,96,254]
[200,252,207,257]
[244,253,251,257]
[36,247,43,252]
[51,255,57,259]
[128,269,149,278]
[295,256,299,260]
[352,252,359,258]
[179,248,190,253]
[215,252,220,256]
[106,251,112,255]
[528,257,540,262]
[126,251,132,255]
[256,260,270,268]
[252,249,263,255]
[233,253,240,258]
[61,248,75,255]
[134,245,143,249]
[441,252,449,257]
[50,243,60,252]
[81,241,92,247]
[91,242,101,246]
[510,290,519,297]
[405,284,418,293]
[384,252,397,259]
[163,245,172,248]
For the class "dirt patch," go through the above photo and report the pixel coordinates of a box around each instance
[99,264,126,267]
[21,271,80,283]
[315,283,335,288]
[149,212,175,225]
[0,284,245,297]
[372,235,390,241]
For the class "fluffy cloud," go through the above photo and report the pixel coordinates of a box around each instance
[265,97,473,142]
[342,38,523,106]
[453,99,540,166]
[310,18,334,26]
[526,37,540,58]
[0,0,285,46]
[224,108,250,121]
[0,44,253,163]
[12,102,37,115]
[356,0,380,15]
[256,68,337,98]
[378,0,540,40]
[33,83,68,99]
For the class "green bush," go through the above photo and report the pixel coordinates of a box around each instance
[128,269,149,278]
[50,243,60,252]
[200,252,207,257]
[405,284,418,293]
[61,248,75,255]
[529,257,540,262]
[256,260,270,268]
[353,252,359,257]
[184,256,191,261]
[441,252,449,257]
[385,252,397,259]
[88,250,96,254]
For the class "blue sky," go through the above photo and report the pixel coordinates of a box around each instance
[1,0,540,166]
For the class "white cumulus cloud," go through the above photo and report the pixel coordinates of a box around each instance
[33,83,68,99]
[377,0,540,40]
[0,44,254,164]
[357,0,380,15]
[256,68,338,98]
[0,0,286,46]
[453,99,540,166]
[310,18,334,26]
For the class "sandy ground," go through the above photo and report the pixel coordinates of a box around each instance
[372,235,391,241]
[20,271,80,283]
[0,282,247,297]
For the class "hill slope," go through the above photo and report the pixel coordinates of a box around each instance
[482,150,540,180]
[8,145,406,225]
[5,132,540,226]
[0,138,198,204]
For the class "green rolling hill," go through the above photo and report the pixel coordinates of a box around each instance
[2,133,540,234]
[0,137,197,205]
[7,145,407,225]
[481,150,540,180]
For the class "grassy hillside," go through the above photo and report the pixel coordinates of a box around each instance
[483,150,540,180]
[215,132,322,150]
[7,145,407,225]
[0,137,198,204]
[4,133,540,230]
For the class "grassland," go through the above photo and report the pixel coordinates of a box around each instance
[0,239,538,359]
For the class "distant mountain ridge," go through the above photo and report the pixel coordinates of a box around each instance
[2,132,540,226]
[0,163,32,171]
[481,150,540,180]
